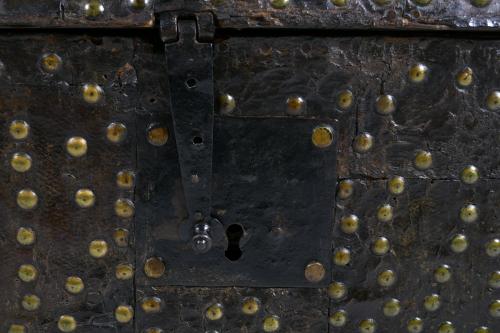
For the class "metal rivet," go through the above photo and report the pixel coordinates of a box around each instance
[89,240,108,258]
[205,303,224,321]
[116,170,135,189]
[377,204,393,222]
[8,325,26,333]
[18,264,37,282]
[57,315,77,332]
[144,328,163,333]
[388,176,405,195]
[333,247,351,266]
[353,132,373,153]
[337,90,353,109]
[340,214,359,234]
[461,165,479,184]
[331,0,348,6]
[144,257,166,278]
[423,293,441,311]
[107,122,127,143]
[329,309,347,327]
[434,264,452,283]
[312,125,334,148]
[474,327,490,333]
[409,64,428,83]
[456,67,473,87]
[338,180,354,200]
[304,261,326,283]
[141,297,162,313]
[377,269,396,287]
[450,234,469,253]
[115,198,135,218]
[129,0,149,10]
[262,315,280,332]
[241,297,260,315]
[115,305,134,324]
[486,238,500,257]
[41,53,62,73]
[376,95,396,115]
[75,189,95,208]
[372,237,390,255]
[116,263,134,280]
[113,228,129,247]
[17,227,36,245]
[471,0,492,8]
[414,0,432,6]
[460,204,478,223]
[438,321,455,333]
[17,189,38,210]
[328,281,347,300]
[11,153,32,173]
[486,91,500,111]
[489,300,500,317]
[85,0,104,17]
[359,318,376,333]
[66,137,88,157]
[65,276,84,294]
[219,94,236,114]
[21,294,40,311]
[270,0,289,9]
[286,96,305,115]
[383,298,401,317]
[407,317,423,333]
[147,124,169,146]
[9,120,30,140]
[414,150,432,170]
[82,83,103,103]
[489,271,500,289]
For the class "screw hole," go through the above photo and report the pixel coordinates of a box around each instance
[225,224,244,261]
[192,136,203,145]
[185,78,198,89]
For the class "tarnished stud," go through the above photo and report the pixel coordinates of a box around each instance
[304,261,326,283]
[377,269,396,287]
[82,83,103,103]
[144,257,166,278]
[65,276,84,294]
[388,176,405,195]
[75,189,95,208]
[486,91,500,111]
[11,153,32,173]
[329,309,347,327]
[113,228,129,247]
[474,327,490,333]
[486,238,500,257]
[241,297,260,315]
[331,0,348,6]
[407,317,423,333]
[340,214,359,234]
[116,263,134,280]
[489,271,500,289]
[471,0,492,8]
[383,298,401,317]
[116,170,135,189]
[219,94,236,114]
[106,122,127,143]
[489,300,500,317]
[438,321,455,333]
[414,0,432,6]
[461,165,479,184]
[359,318,376,333]
[337,90,353,110]
[262,315,280,332]
[409,64,428,83]
[286,96,305,115]
[22,294,40,311]
[270,0,289,9]
[377,204,393,222]
[372,236,390,255]
[205,303,223,321]
[456,67,473,87]
[460,204,478,223]
[141,297,162,313]
[414,150,432,170]
[333,247,351,266]
[17,189,38,210]
[130,0,149,10]
[115,305,134,324]
[147,124,169,146]
[328,281,347,300]
[17,227,35,245]
[66,137,88,157]
[434,264,452,283]
[8,325,26,333]
[57,315,77,332]
[9,120,30,140]
[85,0,104,17]
[18,264,37,282]
[312,125,334,148]
[353,132,373,153]
[338,180,354,200]
[450,234,468,253]
[144,328,163,333]
[424,293,441,311]
[89,240,108,258]
[376,95,396,115]
[115,198,134,218]
[41,53,62,73]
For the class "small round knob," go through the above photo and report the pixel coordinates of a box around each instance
[192,223,212,254]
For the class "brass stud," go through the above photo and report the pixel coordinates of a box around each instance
[114,198,135,218]
[461,165,479,184]
[11,153,32,173]
[488,271,500,289]
[262,315,280,332]
[372,237,390,256]
[75,189,95,208]
[460,204,478,223]
[286,96,305,115]
[304,261,326,283]
[340,214,359,234]
[17,227,35,245]
[486,91,500,111]
[388,176,405,195]
[65,276,84,294]
[312,125,334,148]
[489,300,500,317]
[333,247,351,266]
[241,297,260,315]
[338,180,354,200]
[82,83,103,103]
[353,132,373,153]
[18,264,37,282]
[57,315,77,332]
[144,328,163,333]
[423,293,441,312]
[414,150,432,170]
[328,281,347,300]
[474,327,490,333]
[116,170,135,190]
[486,238,500,257]
[66,137,88,157]
[130,0,149,10]
[407,317,423,333]
[115,305,134,324]
[434,264,452,283]
[205,303,224,321]
[21,294,40,311]
[438,321,455,333]
[41,53,62,73]
[89,240,108,258]
[113,228,129,247]
[414,0,432,6]
[337,90,353,110]
[116,263,134,280]
[8,324,26,333]
[141,297,162,313]
[409,63,428,83]
[383,298,401,317]
[147,124,169,146]
[219,94,236,114]
[106,122,127,143]
[9,120,30,140]
[85,0,104,17]
[377,204,393,222]
[17,189,38,210]
[456,67,473,87]
[270,0,289,9]
[329,309,347,327]
[359,318,376,333]
[376,95,396,115]
[471,0,492,8]
[377,269,396,287]
[144,257,166,278]
[450,234,468,253]
[331,0,348,6]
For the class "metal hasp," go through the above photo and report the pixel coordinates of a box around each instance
[160,11,216,254]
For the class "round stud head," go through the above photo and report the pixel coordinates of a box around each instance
[262,315,280,332]
[65,276,84,294]
[82,83,103,103]
[376,95,396,115]
[115,198,135,218]
[17,189,38,210]
[337,90,353,109]
[383,298,400,317]
[9,120,30,140]
[205,303,223,321]
[414,150,432,170]
[461,165,479,184]
[488,271,500,289]
[359,318,376,333]
[8,324,26,333]
[113,228,129,247]
[388,176,405,195]
[304,261,326,283]
[409,64,428,83]
[147,124,169,146]
[486,238,500,257]
[41,53,62,73]
[18,264,37,282]
[456,67,473,87]
[333,247,351,266]
[312,125,334,148]
[241,297,260,315]
[106,122,127,143]
[328,281,347,300]
[372,237,390,256]
[144,328,163,333]
[377,269,396,287]
[89,240,108,258]
[489,300,500,317]
[270,0,289,9]
[17,227,36,245]
[407,317,423,333]
[474,327,490,333]
[116,263,134,280]
[66,137,88,157]
[286,96,305,115]
[423,293,441,311]
[450,234,468,253]
[486,91,500,111]
[129,0,149,9]
[115,305,134,323]
[460,204,478,223]
[21,294,40,311]
[414,0,432,6]
[75,189,95,208]
[116,170,135,189]
[340,214,359,234]
[141,297,162,313]
[471,0,492,8]
[434,264,452,283]
[438,321,455,333]
[353,132,374,153]
[57,315,77,332]
[219,94,236,114]
[144,257,166,278]
[377,204,393,222]
[338,180,354,200]
[329,309,347,327]
[11,153,32,172]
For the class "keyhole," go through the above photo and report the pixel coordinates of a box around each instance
[225,224,244,261]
